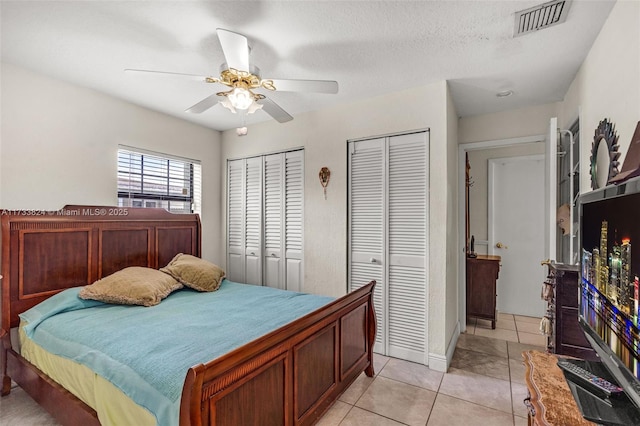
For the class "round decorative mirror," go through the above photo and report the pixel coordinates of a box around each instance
[590,119,620,189]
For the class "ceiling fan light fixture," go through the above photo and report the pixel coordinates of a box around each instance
[247,101,263,114]
[127,29,338,124]
[220,98,237,113]
[228,87,253,110]
[220,96,263,115]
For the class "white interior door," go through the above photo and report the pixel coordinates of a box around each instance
[489,155,546,317]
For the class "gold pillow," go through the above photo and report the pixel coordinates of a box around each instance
[160,253,225,292]
[79,267,182,307]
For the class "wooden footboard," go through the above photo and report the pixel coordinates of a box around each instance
[1,207,376,425]
[180,280,376,426]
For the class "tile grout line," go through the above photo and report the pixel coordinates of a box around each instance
[505,327,516,422]
[432,391,519,419]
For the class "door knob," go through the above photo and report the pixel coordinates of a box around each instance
[495,242,508,249]
[369,257,377,263]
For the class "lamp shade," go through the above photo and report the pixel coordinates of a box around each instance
[228,88,253,110]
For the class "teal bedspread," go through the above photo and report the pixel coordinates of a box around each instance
[20,279,334,426]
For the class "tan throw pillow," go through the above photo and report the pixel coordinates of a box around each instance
[160,253,225,292]
[79,267,182,307]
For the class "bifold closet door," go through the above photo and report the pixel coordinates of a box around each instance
[227,159,244,283]
[348,138,386,350]
[348,131,428,364]
[264,153,285,288]
[283,150,304,292]
[387,133,428,362]
[228,151,303,290]
[227,157,263,285]
[262,150,303,291]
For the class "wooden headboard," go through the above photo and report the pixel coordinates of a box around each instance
[1,206,201,330]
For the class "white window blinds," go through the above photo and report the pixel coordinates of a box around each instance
[117,147,201,214]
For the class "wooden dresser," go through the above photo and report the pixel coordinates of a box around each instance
[466,255,501,329]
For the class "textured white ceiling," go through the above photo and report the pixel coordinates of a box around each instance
[1,1,616,131]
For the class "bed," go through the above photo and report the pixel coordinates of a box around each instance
[1,206,376,425]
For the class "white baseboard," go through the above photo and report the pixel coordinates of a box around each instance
[428,321,460,372]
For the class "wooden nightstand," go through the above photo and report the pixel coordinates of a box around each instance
[466,255,501,329]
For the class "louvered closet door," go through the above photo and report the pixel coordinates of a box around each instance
[284,150,304,292]
[387,132,428,363]
[244,157,263,285]
[227,158,263,284]
[348,138,386,351]
[348,131,429,364]
[263,153,285,289]
[227,159,245,282]
[262,151,304,291]
[228,150,304,290]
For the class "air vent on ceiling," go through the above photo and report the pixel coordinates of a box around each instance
[514,0,572,37]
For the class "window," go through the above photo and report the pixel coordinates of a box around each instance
[117,147,201,214]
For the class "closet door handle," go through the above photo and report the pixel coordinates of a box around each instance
[369,257,377,263]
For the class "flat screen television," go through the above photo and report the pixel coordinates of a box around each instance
[578,176,640,422]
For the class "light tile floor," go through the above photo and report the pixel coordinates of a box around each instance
[0,313,544,426]
[318,312,544,426]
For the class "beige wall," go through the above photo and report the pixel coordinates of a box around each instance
[0,62,223,263]
[443,84,460,359]
[559,0,640,193]
[459,103,558,144]
[221,81,457,365]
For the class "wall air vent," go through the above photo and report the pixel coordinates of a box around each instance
[514,0,572,37]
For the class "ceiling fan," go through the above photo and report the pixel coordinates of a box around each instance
[126,28,339,124]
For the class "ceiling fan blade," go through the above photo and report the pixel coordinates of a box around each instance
[268,79,338,94]
[125,68,209,82]
[257,97,293,123]
[185,94,220,114]
[216,28,250,72]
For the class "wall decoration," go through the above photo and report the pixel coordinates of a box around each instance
[590,118,621,189]
[319,167,330,199]
[610,121,640,185]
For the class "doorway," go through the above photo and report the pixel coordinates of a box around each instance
[457,135,546,332]
[488,155,546,317]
